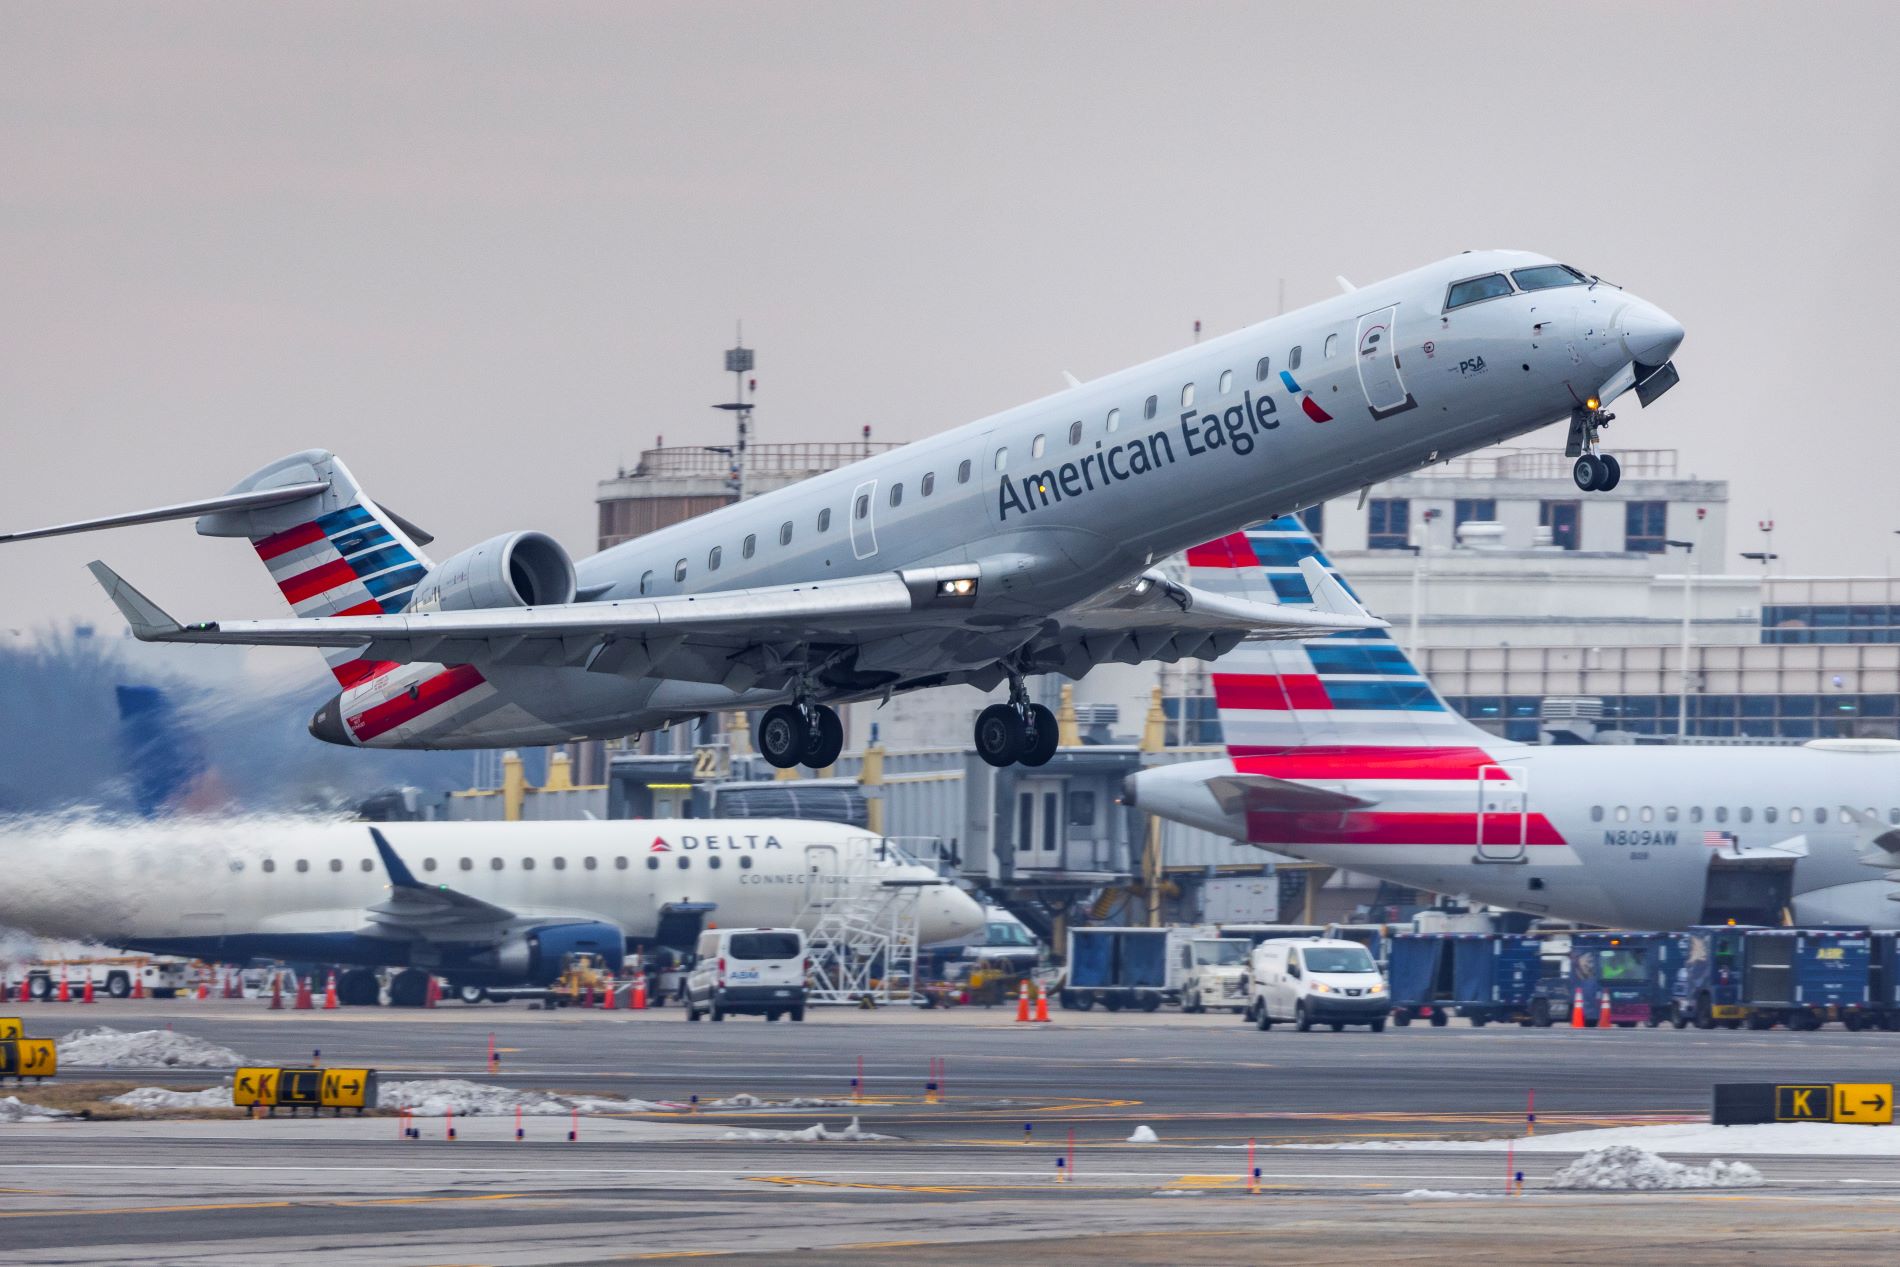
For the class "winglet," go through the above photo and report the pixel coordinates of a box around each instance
[1297,556,1383,626]
[369,827,421,888]
[86,561,184,640]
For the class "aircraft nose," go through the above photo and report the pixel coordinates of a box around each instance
[1617,300,1685,368]
[308,695,351,746]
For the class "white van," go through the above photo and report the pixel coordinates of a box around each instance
[1245,938,1388,1032]
[683,928,809,1022]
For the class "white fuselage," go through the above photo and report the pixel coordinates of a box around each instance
[0,816,985,960]
[1135,743,1900,930]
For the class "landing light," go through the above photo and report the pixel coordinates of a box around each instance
[1585,396,1601,411]
[939,578,976,597]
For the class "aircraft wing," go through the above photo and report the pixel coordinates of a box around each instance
[362,827,517,932]
[87,553,1380,690]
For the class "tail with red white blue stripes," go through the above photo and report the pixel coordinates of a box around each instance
[1187,517,1507,755]
[195,450,433,688]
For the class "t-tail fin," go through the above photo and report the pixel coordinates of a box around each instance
[1187,516,1504,755]
[196,450,434,687]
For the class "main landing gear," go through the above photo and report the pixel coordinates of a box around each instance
[1567,403,1621,491]
[757,700,845,770]
[973,671,1059,769]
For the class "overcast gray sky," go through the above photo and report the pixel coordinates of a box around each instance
[5,2,1898,647]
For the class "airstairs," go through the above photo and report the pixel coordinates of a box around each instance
[798,837,931,1006]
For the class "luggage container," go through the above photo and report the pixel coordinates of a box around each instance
[1674,927,1872,1030]
[1062,927,1175,1012]
[1387,933,1540,1027]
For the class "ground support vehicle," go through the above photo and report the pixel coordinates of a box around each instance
[1178,936,1251,1013]
[1388,934,1539,1027]
[1673,927,1871,1030]
[1061,927,1179,1012]
[1245,938,1388,1032]
[682,928,809,1022]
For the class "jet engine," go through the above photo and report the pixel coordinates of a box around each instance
[407,531,576,613]
[490,919,626,985]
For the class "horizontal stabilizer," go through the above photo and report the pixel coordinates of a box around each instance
[2,481,330,545]
[86,561,183,639]
[1204,772,1377,815]
[1298,556,1376,623]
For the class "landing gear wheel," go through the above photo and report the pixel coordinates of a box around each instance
[759,704,808,769]
[1598,454,1622,490]
[802,705,844,769]
[1018,704,1059,767]
[338,967,381,1007]
[974,703,1026,768]
[1573,454,1606,491]
[388,969,430,1008]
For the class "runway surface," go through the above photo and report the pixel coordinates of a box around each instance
[6,998,1900,1263]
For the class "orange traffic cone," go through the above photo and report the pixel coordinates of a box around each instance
[631,975,648,1010]
[57,975,69,1003]
[1015,980,1031,1022]
[1570,987,1585,1028]
[603,979,618,1010]
[1598,996,1613,1029]
[132,971,144,1000]
[293,975,314,1010]
[268,972,284,1010]
[196,979,209,1001]
[81,976,95,1004]
[322,972,340,1010]
[1033,982,1051,1023]
[425,976,441,1009]
[224,970,243,999]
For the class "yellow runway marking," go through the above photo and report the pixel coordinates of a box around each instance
[1161,1174,1245,1190]
[747,1176,989,1194]
[0,1193,528,1220]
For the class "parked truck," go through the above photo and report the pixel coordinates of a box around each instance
[1531,932,1683,1027]
[1673,927,1873,1030]
[1177,935,1252,1013]
[1388,933,1540,1027]
[6,956,190,1000]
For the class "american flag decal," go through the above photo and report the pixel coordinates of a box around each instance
[1703,830,1740,851]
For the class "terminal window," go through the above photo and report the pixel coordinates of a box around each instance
[1454,498,1495,532]
[1540,500,1580,550]
[1367,498,1411,550]
[1625,501,1668,553]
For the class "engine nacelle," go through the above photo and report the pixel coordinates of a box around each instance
[408,531,576,613]
[491,920,626,985]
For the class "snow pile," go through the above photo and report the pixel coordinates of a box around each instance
[379,1079,667,1118]
[0,1096,71,1123]
[720,1116,893,1142]
[707,1093,855,1110]
[1550,1145,1762,1191]
[57,1027,246,1069]
[109,1086,236,1111]
[1127,1124,1159,1143]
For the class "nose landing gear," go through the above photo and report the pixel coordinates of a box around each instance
[974,669,1060,768]
[758,699,845,770]
[1566,404,1621,491]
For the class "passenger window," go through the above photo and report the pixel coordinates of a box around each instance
[490,857,504,870]
[677,856,691,869]
[584,856,597,870]
[1032,434,1046,459]
[330,859,342,872]
[1067,420,1082,446]
[1665,806,1679,822]
[779,521,792,546]
[1739,807,1753,823]
[522,857,535,870]
[921,472,934,497]
[1614,807,1628,822]
[1689,807,1703,823]
[553,856,566,870]
[640,570,653,595]
[1815,807,1828,824]
[1763,807,1777,824]
[708,856,721,870]
[261,859,275,873]
[889,482,903,507]
[1144,395,1157,420]
[1790,807,1804,823]
[459,857,472,871]
[423,858,436,872]
[1181,383,1195,409]
[297,859,310,873]
[855,494,870,520]
[1219,369,1233,394]
[1445,273,1514,310]
[1590,806,1603,822]
[994,447,1008,470]
[647,856,659,871]
[1106,407,1120,432]
[708,546,721,571]
[1715,807,1728,823]
[360,858,373,872]
[615,856,627,870]
[740,856,753,869]
[1890,808,1900,825]
[957,459,971,483]
[1255,357,1270,381]
[1324,333,1340,359]
[818,508,831,532]
[1289,346,1302,371]
[674,558,687,582]
[742,534,756,559]
[1639,806,1653,823]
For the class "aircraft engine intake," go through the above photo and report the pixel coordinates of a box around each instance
[492,919,626,985]
[408,531,577,612]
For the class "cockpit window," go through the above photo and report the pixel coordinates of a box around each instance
[1511,264,1589,292]
[1445,273,1514,311]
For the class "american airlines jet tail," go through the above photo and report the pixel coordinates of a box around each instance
[1127,519,1900,931]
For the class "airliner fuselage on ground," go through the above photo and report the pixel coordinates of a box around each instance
[12,251,1683,770]
[1127,521,1900,932]
[0,817,983,1005]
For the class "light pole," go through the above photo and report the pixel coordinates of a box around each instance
[1407,507,1441,659]
[1666,533,1700,741]
[713,330,755,500]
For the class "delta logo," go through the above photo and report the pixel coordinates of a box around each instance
[650,837,671,853]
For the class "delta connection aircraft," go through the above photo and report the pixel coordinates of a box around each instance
[6,251,1683,770]
[0,817,983,1006]
[1125,519,1900,932]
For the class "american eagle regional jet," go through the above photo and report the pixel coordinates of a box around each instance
[6,251,1682,769]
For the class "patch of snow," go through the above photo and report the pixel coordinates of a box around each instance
[720,1116,893,1142]
[109,1086,235,1111]
[379,1079,667,1118]
[706,1093,855,1110]
[1263,1121,1900,1157]
[0,1096,71,1123]
[1550,1145,1762,1191]
[57,1027,247,1069]
[1127,1124,1159,1143]
[1395,1189,1492,1200]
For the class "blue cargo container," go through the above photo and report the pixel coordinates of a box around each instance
[1387,933,1541,1026]
[1063,927,1171,1012]
[1673,927,1872,1029]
